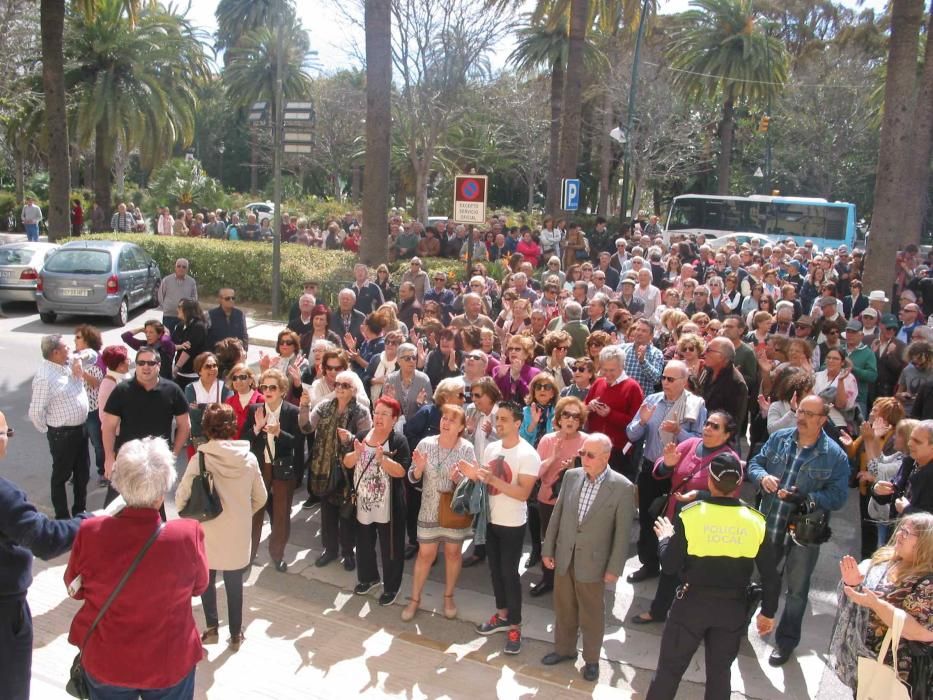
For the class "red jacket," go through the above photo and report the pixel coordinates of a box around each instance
[65,508,208,689]
[584,376,644,450]
[226,390,264,438]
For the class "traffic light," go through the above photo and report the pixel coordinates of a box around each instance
[758,115,771,133]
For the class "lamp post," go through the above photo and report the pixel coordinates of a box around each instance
[618,0,651,223]
[271,21,284,316]
[217,141,225,186]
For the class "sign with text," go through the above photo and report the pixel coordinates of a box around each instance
[561,178,581,211]
[453,175,488,224]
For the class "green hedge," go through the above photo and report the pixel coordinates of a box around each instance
[64,235,476,316]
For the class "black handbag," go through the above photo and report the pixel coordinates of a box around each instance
[266,440,295,481]
[66,525,163,699]
[178,453,223,522]
[339,450,379,520]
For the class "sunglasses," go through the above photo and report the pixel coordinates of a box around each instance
[137,359,159,367]
[279,339,296,346]
[222,295,235,301]
[258,384,279,392]
[3,428,13,437]
[231,374,250,381]
[704,421,724,430]
[335,382,353,390]
[561,413,581,420]
[399,355,415,362]
[202,363,218,369]
[324,365,342,372]
[386,340,400,346]
[572,365,589,372]
[578,449,601,459]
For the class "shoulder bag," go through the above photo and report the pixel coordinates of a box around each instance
[66,524,163,699]
[339,449,378,520]
[178,452,223,522]
[439,489,474,529]
[647,445,728,522]
[856,607,910,700]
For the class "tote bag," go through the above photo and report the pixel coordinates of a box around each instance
[856,607,911,700]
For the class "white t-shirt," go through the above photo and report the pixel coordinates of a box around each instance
[355,442,391,525]
[482,439,541,527]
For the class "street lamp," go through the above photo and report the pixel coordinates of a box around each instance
[218,141,225,185]
[618,0,652,222]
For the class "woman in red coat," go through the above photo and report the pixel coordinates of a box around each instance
[64,437,208,698]
[71,199,84,237]
[224,362,264,438]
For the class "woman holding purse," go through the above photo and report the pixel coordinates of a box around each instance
[243,369,304,573]
[630,411,740,625]
[344,397,411,607]
[176,403,267,651]
[401,404,475,622]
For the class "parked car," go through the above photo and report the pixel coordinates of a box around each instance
[0,242,59,306]
[36,240,161,326]
[245,201,275,225]
[706,232,778,250]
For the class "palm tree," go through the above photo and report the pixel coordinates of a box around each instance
[65,0,210,219]
[665,0,787,194]
[361,0,392,266]
[215,0,293,52]
[556,0,590,205]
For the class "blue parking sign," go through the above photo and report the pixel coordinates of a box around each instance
[562,178,580,211]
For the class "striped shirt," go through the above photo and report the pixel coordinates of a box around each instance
[28,360,89,432]
[578,465,609,523]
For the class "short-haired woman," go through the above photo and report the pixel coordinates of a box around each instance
[344,397,411,606]
[494,334,540,403]
[243,369,304,572]
[225,363,263,438]
[534,330,573,391]
[184,352,233,457]
[122,319,175,379]
[402,404,476,622]
[176,404,267,651]
[64,437,208,698]
[261,329,308,404]
[383,343,433,420]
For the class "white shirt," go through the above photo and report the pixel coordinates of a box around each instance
[482,439,541,527]
[29,360,89,432]
[191,379,225,404]
[356,441,391,525]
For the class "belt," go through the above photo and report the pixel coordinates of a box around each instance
[677,583,747,600]
[48,424,84,432]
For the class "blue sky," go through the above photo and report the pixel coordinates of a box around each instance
[189,0,891,74]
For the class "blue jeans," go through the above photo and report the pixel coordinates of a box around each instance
[877,522,893,549]
[774,541,822,651]
[86,666,195,700]
[85,411,105,476]
[24,223,38,242]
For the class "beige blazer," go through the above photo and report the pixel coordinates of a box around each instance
[542,467,634,583]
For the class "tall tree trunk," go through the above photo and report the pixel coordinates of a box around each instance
[40,0,70,242]
[526,170,535,213]
[545,58,564,215]
[597,87,613,217]
[653,187,661,216]
[413,160,429,224]
[94,119,113,224]
[716,98,735,195]
[361,0,391,266]
[863,0,925,298]
[557,0,589,211]
[351,164,361,202]
[113,138,128,199]
[900,2,933,241]
[14,143,24,208]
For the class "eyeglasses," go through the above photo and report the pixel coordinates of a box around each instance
[555,346,569,352]
[324,364,343,373]
[507,346,523,352]
[279,339,296,346]
[335,382,353,390]
[572,365,589,372]
[535,385,555,392]
[203,363,218,369]
[704,421,724,430]
[661,375,681,382]
[231,374,250,381]
[258,384,279,392]
[137,359,159,367]
[455,392,466,400]
[795,408,824,418]
[399,355,415,362]
[221,295,235,301]
[896,528,918,539]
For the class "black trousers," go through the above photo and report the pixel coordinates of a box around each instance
[649,571,679,621]
[0,598,32,700]
[201,567,247,636]
[859,492,878,560]
[47,425,89,518]
[404,481,422,546]
[527,502,541,557]
[646,590,747,700]
[486,523,525,625]
[637,459,669,571]
[357,520,406,594]
[609,446,636,482]
[320,500,357,558]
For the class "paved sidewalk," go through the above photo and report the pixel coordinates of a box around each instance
[27,485,859,699]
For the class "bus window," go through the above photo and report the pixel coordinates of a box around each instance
[770,204,847,240]
[668,199,702,229]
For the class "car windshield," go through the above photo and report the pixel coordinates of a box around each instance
[44,250,111,274]
[0,248,36,265]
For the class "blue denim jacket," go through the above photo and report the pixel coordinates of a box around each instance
[747,427,850,517]
[451,478,489,545]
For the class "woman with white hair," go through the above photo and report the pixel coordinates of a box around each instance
[64,437,208,699]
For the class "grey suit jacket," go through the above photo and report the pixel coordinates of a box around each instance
[542,467,634,583]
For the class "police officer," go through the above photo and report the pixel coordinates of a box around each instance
[645,453,780,700]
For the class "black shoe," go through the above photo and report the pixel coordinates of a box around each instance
[302,496,318,510]
[626,566,659,584]
[354,580,380,595]
[768,647,793,667]
[404,543,418,560]
[462,554,485,568]
[274,559,287,573]
[529,580,553,598]
[581,663,599,682]
[526,551,541,569]
[630,612,663,625]
[379,590,400,606]
[342,554,356,572]
[315,551,338,568]
[541,652,576,666]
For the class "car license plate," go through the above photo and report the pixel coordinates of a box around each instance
[61,288,90,297]
[0,270,14,278]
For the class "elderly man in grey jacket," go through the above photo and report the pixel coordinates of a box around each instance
[540,432,634,682]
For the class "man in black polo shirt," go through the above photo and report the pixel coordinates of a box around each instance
[101,347,190,506]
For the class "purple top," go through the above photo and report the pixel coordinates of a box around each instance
[120,331,176,357]
[493,363,540,404]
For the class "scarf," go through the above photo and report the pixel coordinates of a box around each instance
[309,398,357,501]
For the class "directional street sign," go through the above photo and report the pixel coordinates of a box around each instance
[453,175,488,224]
[561,178,581,211]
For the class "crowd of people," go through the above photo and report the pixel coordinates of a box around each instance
[5,215,933,699]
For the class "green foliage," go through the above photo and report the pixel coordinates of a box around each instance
[147,159,231,213]
[26,171,49,201]
[0,192,17,227]
[65,233,359,316]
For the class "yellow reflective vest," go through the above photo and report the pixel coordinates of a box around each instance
[681,501,766,559]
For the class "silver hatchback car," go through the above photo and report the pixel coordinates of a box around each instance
[36,240,161,326]
[0,242,59,305]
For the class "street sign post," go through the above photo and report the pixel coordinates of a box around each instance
[453,175,488,224]
[561,178,581,211]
